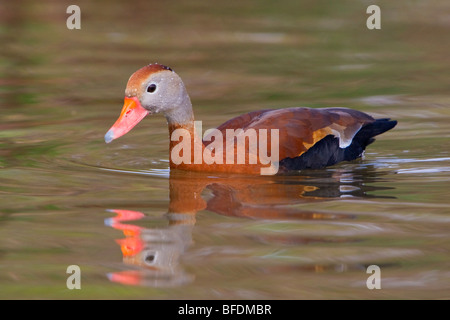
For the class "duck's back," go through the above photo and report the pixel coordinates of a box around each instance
[207,107,396,171]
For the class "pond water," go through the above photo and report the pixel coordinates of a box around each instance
[0,1,449,299]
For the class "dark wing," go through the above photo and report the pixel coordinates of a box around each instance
[279,118,397,170]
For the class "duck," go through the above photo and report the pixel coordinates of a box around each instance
[105,63,397,175]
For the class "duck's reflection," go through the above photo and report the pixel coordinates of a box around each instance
[105,208,195,287]
[105,167,394,287]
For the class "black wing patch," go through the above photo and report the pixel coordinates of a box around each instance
[279,118,397,171]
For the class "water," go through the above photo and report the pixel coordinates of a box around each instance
[0,0,449,299]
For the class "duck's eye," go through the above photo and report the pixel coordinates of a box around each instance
[147,84,157,93]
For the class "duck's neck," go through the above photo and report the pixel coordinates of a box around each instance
[166,95,204,169]
[164,92,194,128]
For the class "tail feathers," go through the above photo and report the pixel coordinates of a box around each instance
[355,118,397,143]
[344,118,397,161]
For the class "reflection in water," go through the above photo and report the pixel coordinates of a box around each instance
[105,209,195,287]
[105,167,395,287]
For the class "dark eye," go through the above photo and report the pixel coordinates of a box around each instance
[147,84,157,93]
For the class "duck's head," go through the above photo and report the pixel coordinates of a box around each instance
[105,63,192,143]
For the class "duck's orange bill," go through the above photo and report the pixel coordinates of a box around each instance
[104,97,149,143]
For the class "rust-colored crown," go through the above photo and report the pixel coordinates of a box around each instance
[125,63,173,97]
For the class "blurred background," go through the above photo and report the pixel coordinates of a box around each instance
[0,0,449,299]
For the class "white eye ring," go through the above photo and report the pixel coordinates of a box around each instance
[147,83,157,93]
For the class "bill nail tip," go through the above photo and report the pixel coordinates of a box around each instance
[104,130,114,143]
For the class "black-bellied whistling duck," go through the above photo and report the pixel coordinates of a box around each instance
[105,64,397,174]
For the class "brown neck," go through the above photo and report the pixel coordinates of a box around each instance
[168,121,196,150]
[168,120,206,170]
